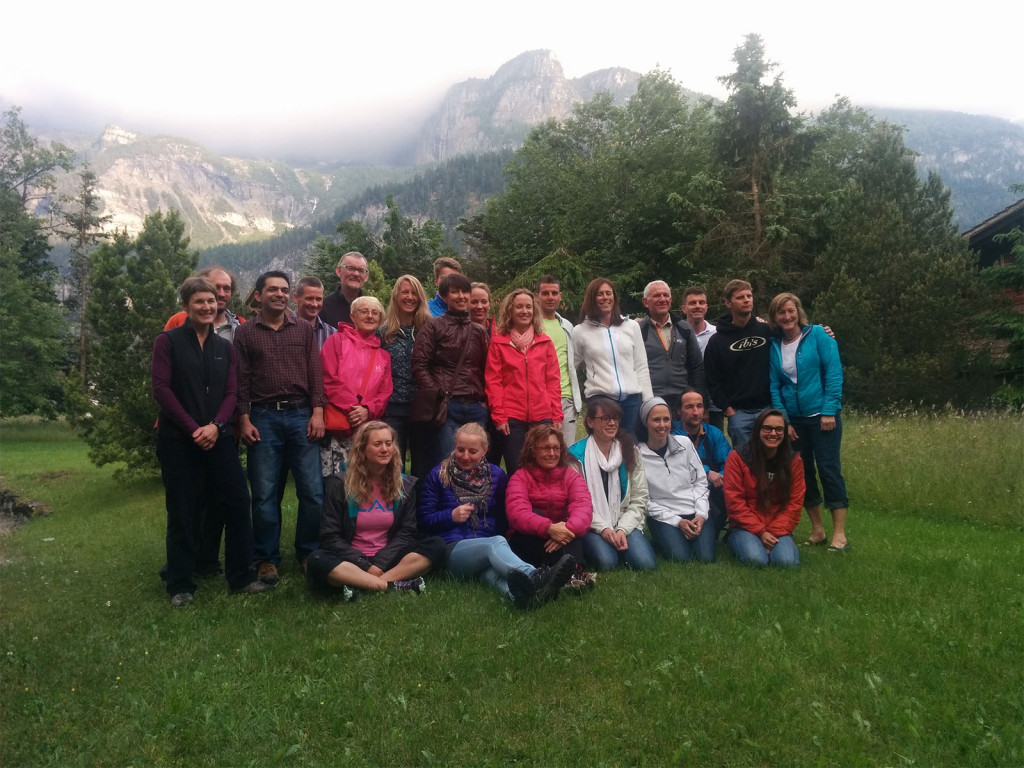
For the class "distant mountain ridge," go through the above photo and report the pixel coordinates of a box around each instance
[39,50,1024,253]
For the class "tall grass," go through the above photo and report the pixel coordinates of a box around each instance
[1,414,1021,767]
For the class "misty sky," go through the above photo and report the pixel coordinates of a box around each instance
[3,0,1018,162]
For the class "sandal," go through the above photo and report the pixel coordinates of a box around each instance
[802,536,827,547]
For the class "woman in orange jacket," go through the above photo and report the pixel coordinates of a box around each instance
[724,408,805,568]
[485,289,563,473]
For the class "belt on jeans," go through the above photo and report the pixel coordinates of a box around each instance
[449,395,483,404]
[252,398,310,411]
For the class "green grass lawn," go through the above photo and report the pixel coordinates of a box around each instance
[1,414,1021,767]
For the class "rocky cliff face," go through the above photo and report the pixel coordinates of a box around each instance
[79,126,320,247]
[411,50,640,164]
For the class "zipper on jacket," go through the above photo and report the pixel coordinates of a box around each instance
[605,326,623,399]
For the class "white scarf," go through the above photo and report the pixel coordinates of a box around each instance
[584,435,622,529]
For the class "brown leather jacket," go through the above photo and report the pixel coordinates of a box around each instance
[410,310,489,400]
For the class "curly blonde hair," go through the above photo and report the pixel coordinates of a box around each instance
[495,288,543,335]
[344,422,403,504]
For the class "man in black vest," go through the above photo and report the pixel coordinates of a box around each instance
[637,280,709,417]
[151,277,271,606]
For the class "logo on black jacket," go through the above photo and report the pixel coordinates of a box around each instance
[729,336,767,352]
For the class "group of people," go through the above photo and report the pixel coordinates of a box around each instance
[151,253,850,608]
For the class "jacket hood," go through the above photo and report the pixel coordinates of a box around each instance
[339,322,381,349]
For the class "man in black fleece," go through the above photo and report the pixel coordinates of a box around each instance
[703,279,771,448]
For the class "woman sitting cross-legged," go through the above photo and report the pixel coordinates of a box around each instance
[305,422,446,598]
[568,396,656,572]
[506,425,596,592]
[637,397,716,563]
[724,408,805,568]
[418,423,575,608]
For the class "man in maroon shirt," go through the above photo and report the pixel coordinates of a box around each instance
[234,271,327,584]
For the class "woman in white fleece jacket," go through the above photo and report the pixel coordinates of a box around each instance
[573,278,653,437]
[637,397,715,563]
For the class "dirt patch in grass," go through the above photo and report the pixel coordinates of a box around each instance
[0,485,52,560]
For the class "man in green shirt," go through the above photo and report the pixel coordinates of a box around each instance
[535,275,583,445]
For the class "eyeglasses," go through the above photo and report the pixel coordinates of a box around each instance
[342,265,369,275]
[536,445,562,453]
[593,415,619,424]
[353,309,381,317]
[760,425,785,435]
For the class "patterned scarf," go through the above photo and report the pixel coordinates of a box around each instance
[439,456,492,529]
[510,327,535,353]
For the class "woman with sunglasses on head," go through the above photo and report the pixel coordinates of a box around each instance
[418,423,575,608]
[319,296,393,476]
[572,277,653,437]
[724,409,805,568]
[768,291,849,552]
[568,396,655,572]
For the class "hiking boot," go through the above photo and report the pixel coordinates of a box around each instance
[230,581,274,595]
[506,568,537,608]
[536,554,577,604]
[389,577,426,594]
[170,592,194,607]
[257,562,279,585]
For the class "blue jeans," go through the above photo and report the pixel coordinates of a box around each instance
[728,529,799,568]
[583,529,657,571]
[791,414,849,509]
[247,406,324,565]
[426,400,489,472]
[648,517,717,563]
[446,537,535,599]
[727,408,763,448]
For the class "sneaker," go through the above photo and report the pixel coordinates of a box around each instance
[230,581,274,595]
[563,565,597,595]
[340,585,359,602]
[257,562,279,585]
[389,576,426,594]
[170,592,193,607]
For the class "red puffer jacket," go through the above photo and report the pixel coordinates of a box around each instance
[485,332,563,427]
[505,465,593,539]
[724,446,805,538]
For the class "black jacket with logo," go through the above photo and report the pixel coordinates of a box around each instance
[703,314,772,412]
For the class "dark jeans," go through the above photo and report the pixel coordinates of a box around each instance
[157,435,255,594]
[498,418,553,474]
[509,531,585,569]
[385,400,412,467]
[791,414,849,509]
[417,400,489,478]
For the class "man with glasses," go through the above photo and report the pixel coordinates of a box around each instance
[321,252,368,329]
[234,271,327,584]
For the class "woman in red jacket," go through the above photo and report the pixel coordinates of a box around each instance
[505,425,592,577]
[724,409,805,568]
[485,289,563,473]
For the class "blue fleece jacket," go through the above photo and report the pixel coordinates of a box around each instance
[416,462,507,543]
[769,324,843,420]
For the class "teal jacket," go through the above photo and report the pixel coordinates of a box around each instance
[769,325,843,420]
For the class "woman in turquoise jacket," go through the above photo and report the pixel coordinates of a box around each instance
[768,292,850,552]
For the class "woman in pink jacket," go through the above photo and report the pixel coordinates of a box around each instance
[485,289,563,473]
[506,425,594,590]
[319,296,393,476]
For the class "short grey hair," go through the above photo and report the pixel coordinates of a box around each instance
[643,280,671,300]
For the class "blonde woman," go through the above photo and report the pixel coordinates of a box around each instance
[485,289,562,473]
[381,275,431,464]
[306,422,445,598]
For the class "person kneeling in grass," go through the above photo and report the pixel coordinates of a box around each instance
[305,422,445,599]
[637,397,715,563]
[724,409,804,568]
[568,396,656,572]
[418,423,575,608]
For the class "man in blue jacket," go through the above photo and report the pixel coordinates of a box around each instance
[673,389,731,538]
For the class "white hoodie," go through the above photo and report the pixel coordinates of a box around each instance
[573,318,654,401]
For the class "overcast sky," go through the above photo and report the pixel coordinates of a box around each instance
[3,0,1019,161]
